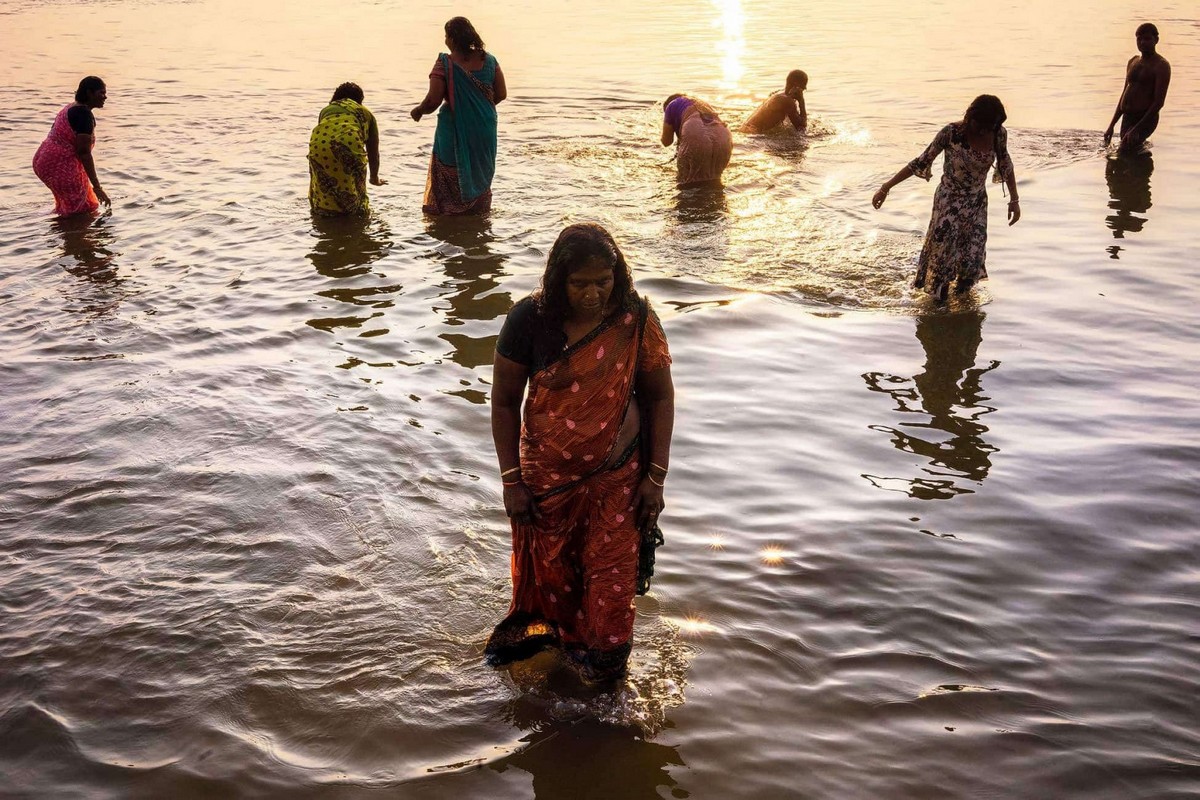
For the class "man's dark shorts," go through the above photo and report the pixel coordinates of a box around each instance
[1120,109,1159,151]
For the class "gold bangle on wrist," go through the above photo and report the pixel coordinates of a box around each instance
[650,462,669,474]
[647,474,666,487]
[502,479,522,487]
[500,466,521,478]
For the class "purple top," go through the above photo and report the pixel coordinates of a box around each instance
[664,96,694,132]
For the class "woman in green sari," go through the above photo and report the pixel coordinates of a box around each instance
[309,82,385,216]
[410,17,507,215]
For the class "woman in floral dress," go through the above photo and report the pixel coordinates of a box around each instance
[872,95,1021,299]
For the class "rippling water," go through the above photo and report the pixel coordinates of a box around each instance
[2,0,1199,797]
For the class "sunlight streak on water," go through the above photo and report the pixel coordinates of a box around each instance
[712,0,745,89]
[664,615,721,637]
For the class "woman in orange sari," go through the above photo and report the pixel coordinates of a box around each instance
[487,223,674,682]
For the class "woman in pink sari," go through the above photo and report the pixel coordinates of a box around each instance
[487,224,674,682]
[33,77,111,216]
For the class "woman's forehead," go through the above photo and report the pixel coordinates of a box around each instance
[568,258,614,279]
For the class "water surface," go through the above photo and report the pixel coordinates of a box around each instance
[2,1,1199,797]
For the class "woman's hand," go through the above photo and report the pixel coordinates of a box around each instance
[410,107,424,122]
[635,475,665,531]
[95,187,110,207]
[1102,125,1115,147]
[503,481,540,526]
[1007,199,1021,226]
[872,185,889,209]
[370,175,387,186]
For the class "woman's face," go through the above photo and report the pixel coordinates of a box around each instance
[966,115,994,136]
[87,84,107,108]
[565,257,615,319]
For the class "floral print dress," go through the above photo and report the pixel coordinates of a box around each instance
[908,123,1014,296]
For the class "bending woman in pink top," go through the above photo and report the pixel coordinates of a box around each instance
[33,76,110,216]
[661,94,733,187]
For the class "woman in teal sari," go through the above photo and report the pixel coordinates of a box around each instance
[410,17,507,215]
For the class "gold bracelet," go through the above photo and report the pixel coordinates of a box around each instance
[502,479,523,487]
[500,466,521,478]
[650,461,669,474]
[647,474,665,487]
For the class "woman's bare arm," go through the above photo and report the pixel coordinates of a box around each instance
[410,76,446,121]
[661,120,676,147]
[366,125,384,184]
[73,133,109,206]
[493,63,507,104]
[634,366,674,530]
[492,353,539,523]
[872,164,914,208]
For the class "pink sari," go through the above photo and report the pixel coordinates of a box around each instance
[33,105,98,216]
[485,299,672,679]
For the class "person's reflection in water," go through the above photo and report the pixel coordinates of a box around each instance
[54,213,119,279]
[1104,153,1153,251]
[665,183,731,275]
[307,212,393,279]
[52,213,124,315]
[862,310,998,500]
[306,213,397,335]
[427,214,511,371]
[490,715,689,799]
[673,181,728,225]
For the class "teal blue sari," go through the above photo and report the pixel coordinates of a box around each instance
[426,52,498,214]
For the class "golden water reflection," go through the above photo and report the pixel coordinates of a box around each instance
[759,545,786,565]
[713,0,745,88]
[664,615,721,636]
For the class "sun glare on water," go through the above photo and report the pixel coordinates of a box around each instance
[665,615,721,636]
[712,0,745,89]
[760,545,787,565]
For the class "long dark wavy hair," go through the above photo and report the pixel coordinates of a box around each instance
[535,223,636,332]
[445,16,485,54]
[953,94,1006,148]
[962,94,1006,132]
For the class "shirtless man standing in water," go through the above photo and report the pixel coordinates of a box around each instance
[742,70,808,134]
[1104,23,1171,154]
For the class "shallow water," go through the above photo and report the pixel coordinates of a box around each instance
[2,0,1199,798]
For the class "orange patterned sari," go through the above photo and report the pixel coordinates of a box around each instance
[486,297,671,678]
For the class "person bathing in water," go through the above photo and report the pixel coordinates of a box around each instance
[1103,23,1170,154]
[741,70,807,134]
[872,95,1020,301]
